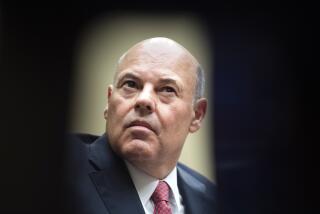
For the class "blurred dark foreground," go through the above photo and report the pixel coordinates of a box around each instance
[0,1,304,214]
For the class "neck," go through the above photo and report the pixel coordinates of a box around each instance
[128,160,176,179]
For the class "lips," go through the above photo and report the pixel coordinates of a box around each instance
[127,120,156,134]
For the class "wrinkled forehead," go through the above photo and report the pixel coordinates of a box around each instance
[115,40,199,82]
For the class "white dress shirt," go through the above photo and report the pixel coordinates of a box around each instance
[125,161,185,214]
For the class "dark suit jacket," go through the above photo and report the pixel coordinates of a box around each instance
[64,133,217,214]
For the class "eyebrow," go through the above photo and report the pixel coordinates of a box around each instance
[158,78,178,85]
[116,72,140,86]
[158,78,182,92]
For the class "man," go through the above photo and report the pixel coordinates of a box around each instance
[65,37,217,214]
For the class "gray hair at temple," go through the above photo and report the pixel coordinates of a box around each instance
[195,65,205,101]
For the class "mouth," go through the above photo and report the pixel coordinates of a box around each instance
[126,120,156,134]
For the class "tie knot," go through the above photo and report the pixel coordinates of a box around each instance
[151,181,170,203]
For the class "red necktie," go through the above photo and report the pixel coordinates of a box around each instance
[151,181,172,214]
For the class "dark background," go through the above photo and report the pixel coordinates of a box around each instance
[1,1,304,213]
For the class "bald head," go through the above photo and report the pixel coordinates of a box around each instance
[116,37,205,100]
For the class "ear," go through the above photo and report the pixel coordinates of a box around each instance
[189,98,207,133]
[104,85,113,120]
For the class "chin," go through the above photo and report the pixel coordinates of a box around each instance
[120,139,155,161]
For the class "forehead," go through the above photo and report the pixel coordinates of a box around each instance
[115,42,197,87]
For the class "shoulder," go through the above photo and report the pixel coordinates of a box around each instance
[64,133,110,213]
[177,162,217,198]
[64,133,101,167]
[65,132,100,152]
[66,132,100,145]
[177,162,215,186]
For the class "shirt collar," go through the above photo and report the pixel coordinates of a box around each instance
[125,161,182,210]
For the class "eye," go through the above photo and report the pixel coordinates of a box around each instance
[160,86,176,94]
[123,80,137,88]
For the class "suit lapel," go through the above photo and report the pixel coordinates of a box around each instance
[177,166,217,214]
[88,135,145,214]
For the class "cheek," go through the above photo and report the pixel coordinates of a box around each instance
[108,95,132,119]
[159,103,193,136]
[107,95,133,137]
[107,95,135,151]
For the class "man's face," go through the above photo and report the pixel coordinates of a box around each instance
[106,41,205,173]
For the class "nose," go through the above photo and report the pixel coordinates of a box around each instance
[134,84,155,115]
